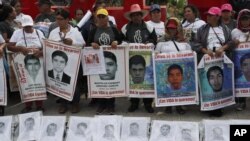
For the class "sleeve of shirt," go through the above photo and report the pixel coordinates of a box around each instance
[9,30,19,43]
[155,42,162,52]
[73,28,85,47]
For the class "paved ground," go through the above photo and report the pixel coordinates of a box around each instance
[5,95,250,121]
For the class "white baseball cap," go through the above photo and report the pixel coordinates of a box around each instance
[22,15,34,27]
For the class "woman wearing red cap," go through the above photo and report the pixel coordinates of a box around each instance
[194,7,235,117]
[232,9,250,111]
[156,18,191,115]
[220,3,237,31]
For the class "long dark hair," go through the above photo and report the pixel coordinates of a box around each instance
[0,5,14,21]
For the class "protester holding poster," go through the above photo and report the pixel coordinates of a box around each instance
[156,17,193,114]
[195,7,235,117]
[122,4,157,113]
[231,9,250,111]
[0,34,6,116]
[48,8,85,114]
[87,8,122,115]
[8,15,45,113]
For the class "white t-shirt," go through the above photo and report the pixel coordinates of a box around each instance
[182,19,206,34]
[108,16,116,26]
[146,20,165,39]
[0,34,5,43]
[10,29,45,48]
[207,26,225,50]
[48,25,85,47]
[156,41,192,53]
[231,28,250,42]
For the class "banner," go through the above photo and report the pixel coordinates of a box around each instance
[13,53,47,103]
[154,51,199,107]
[44,40,82,101]
[82,47,106,75]
[0,58,7,106]
[198,54,235,111]
[127,43,155,98]
[234,42,250,97]
[7,52,19,92]
[88,46,127,98]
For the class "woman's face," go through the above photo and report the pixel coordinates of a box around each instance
[9,7,17,20]
[184,7,195,21]
[166,28,178,37]
[56,15,69,28]
[96,14,108,27]
[14,2,22,14]
[240,18,250,28]
[206,14,219,25]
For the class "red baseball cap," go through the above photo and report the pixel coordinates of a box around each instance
[221,3,233,12]
[206,7,221,16]
[166,19,178,29]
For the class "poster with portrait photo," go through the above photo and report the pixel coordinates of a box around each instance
[121,117,150,141]
[88,46,127,98]
[0,116,13,141]
[154,51,199,107]
[203,120,229,141]
[93,115,122,141]
[82,47,106,75]
[38,116,66,141]
[198,54,235,111]
[233,42,250,97]
[149,120,176,141]
[126,43,155,98]
[12,53,47,103]
[44,39,82,101]
[175,121,199,141]
[0,58,7,106]
[17,111,42,141]
[6,52,19,92]
[66,116,93,141]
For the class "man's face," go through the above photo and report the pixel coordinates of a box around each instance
[52,56,66,73]
[208,69,223,92]
[26,59,41,78]
[78,125,87,134]
[241,58,250,81]
[130,124,139,135]
[75,10,84,22]
[182,129,191,140]
[213,127,223,137]
[47,124,56,136]
[25,119,34,130]
[56,15,69,28]
[105,125,114,136]
[130,12,143,24]
[99,58,117,80]
[150,10,161,23]
[167,68,183,90]
[130,64,145,84]
[221,10,232,19]
[160,125,170,136]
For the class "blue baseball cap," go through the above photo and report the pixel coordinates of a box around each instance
[150,4,161,12]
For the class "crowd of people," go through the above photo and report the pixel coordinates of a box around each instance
[0,0,249,118]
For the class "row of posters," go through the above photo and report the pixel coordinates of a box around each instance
[1,112,249,141]
[7,40,250,111]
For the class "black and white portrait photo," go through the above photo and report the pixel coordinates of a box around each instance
[66,116,93,141]
[203,120,229,141]
[17,111,42,141]
[93,115,122,141]
[48,50,71,84]
[176,122,199,141]
[39,116,66,141]
[0,116,12,141]
[121,117,150,141]
[149,120,176,141]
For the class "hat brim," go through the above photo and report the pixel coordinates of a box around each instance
[22,24,34,27]
[124,10,149,21]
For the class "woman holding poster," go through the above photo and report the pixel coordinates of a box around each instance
[156,17,192,115]
[195,7,235,117]
[87,8,122,115]
[231,9,250,111]
[8,15,45,113]
[48,8,85,114]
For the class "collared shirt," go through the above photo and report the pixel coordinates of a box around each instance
[48,25,85,47]
[53,70,63,81]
